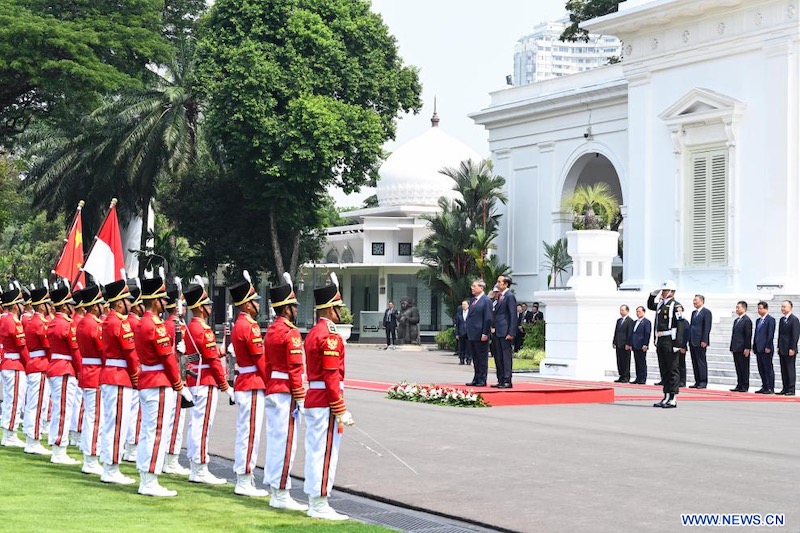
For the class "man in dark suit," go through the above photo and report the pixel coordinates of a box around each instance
[776,300,799,396]
[729,301,753,392]
[675,305,690,387]
[753,301,776,394]
[689,294,712,389]
[514,304,526,352]
[530,303,544,322]
[628,306,651,384]
[383,301,398,350]
[465,279,492,387]
[491,275,517,389]
[455,300,469,365]
[612,305,634,383]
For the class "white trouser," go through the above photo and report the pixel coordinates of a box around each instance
[23,372,50,440]
[126,389,140,445]
[48,375,77,447]
[264,392,300,490]
[99,385,133,465]
[303,407,342,498]
[233,389,264,475]
[81,388,103,456]
[186,385,219,464]
[136,387,176,474]
[1,369,27,432]
[71,387,85,433]
[165,390,186,455]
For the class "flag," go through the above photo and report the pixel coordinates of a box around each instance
[54,201,86,287]
[83,199,126,285]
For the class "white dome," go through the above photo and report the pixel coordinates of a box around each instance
[376,125,482,207]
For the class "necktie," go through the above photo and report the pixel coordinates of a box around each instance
[471,297,478,309]
[634,319,640,331]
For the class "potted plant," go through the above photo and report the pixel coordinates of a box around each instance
[336,306,354,342]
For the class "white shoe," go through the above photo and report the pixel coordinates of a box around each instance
[122,443,138,462]
[233,474,269,497]
[162,453,191,476]
[188,462,227,485]
[50,445,79,465]
[2,429,26,448]
[69,430,81,447]
[307,496,348,520]
[138,472,177,497]
[81,455,104,475]
[270,489,308,511]
[24,437,51,455]
[101,464,136,485]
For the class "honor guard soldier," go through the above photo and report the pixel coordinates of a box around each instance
[21,286,33,327]
[647,280,686,409]
[134,277,193,497]
[99,279,140,485]
[124,284,144,462]
[162,286,191,476]
[22,287,52,455]
[46,286,82,464]
[183,282,231,485]
[228,275,270,497]
[0,287,29,447]
[264,278,307,511]
[304,277,354,521]
[75,285,106,475]
[69,290,86,448]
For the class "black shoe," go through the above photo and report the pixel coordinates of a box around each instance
[653,400,666,407]
[775,390,786,395]
[695,384,707,389]
[688,384,699,388]
[654,381,663,386]
[662,401,678,409]
[754,388,765,394]
[490,383,503,388]
[785,392,795,396]
[730,388,741,392]
[614,378,626,383]
[473,382,487,387]
[498,383,512,389]
[465,381,478,386]
[763,389,774,394]
[679,382,686,387]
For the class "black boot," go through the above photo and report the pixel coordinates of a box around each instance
[662,393,677,408]
[653,394,668,407]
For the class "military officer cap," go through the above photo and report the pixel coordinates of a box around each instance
[660,279,677,291]
[229,280,260,307]
[50,287,75,307]
[79,285,105,308]
[184,284,211,310]
[105,279,134,303]
[141,277,167,300]
[72,288,85,308]
[1,287,23,306]
[165,286,180,309]
[269,284,297,309]
[313,284,343,310]
[30,287,50,306]
[129,286,142,306]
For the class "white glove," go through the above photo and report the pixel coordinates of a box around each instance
[176,340,186,354]
[336,411,355,427]
[224,387,235,404]
[179,387,194,403]
[650,289,660,297]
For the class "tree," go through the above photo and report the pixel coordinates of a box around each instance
[561,0,621,42]
[196,0,421,279]
[541,238,572,288]
[561,182,620,230]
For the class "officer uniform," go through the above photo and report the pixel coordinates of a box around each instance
[124,286,143,462]
[647,280,685,408]
[304,283,352,521]
[99,280,140,485]
[75,286,106,475]
[162,287,190,477]
[134,277,188,497]
[263,283,307,511]
[0,288,29,447]
[69,297,87,446]
[46,287,82,464]
[182,283,229,485]
[22,287,52,455]
[229,278,269,497]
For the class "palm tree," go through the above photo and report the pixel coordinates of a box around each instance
[561,182,620,230]
[541,238,572,288]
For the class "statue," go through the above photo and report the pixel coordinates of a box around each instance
[397,296,421,345]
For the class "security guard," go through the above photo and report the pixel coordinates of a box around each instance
[647,280,685,409]
[22,287,52,455]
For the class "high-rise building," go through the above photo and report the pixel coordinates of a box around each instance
[513,20,621,85]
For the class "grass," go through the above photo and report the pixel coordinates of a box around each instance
[488,349,546,371]
[0,436,390,533]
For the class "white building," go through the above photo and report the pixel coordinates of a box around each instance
[513,20,621,85]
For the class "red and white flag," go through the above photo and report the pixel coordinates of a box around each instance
[83,198,126,285]
[54,200,86,287]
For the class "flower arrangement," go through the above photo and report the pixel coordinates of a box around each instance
[387,382,490,408]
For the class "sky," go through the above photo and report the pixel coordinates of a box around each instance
[331,0,570,205]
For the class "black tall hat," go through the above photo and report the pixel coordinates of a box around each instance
[80,285,104,308]
[21,286,31,305]
[1,288,22,306]
[269,284,297,308]
[105,280,133,303]
[313,284,343,310]
[229,280,260,307]
[50,287,75,307]
[141,277,167,300]
[129,286,142,306]
[184,284,211,310]
[30,288,51,306]
[165,286,180,309]
[72,288,85,308]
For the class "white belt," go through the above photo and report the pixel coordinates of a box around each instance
[271,371,289,379]
[656,329,676,339]
[30,350,47,358]
[105,359,128,368]
[308,381,344,390]
[83,358,102,366]
[3,352,20,360]
[237,365,257,374]
[141,364,165,372]
[51,353,73,361]
[194,364,210,370]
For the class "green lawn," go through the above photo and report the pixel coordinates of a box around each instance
[488,357,540,371]
[0,438,389,533]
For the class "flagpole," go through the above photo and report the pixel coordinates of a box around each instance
[53,200,84,276]
[73,198,118,287]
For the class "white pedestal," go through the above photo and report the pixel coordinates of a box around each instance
[565,230,619,292]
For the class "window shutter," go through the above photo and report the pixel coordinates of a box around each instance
[690,155,708,265]
[709,151,728,264]
[688,148,728,266]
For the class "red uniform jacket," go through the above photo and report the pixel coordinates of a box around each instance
[76,314,104,389]
[265,316,305,401]
[21,311,33,328]
[232,313,267,391]
[135,311,182,391]
[46,312,82,379]
[0,313,28,371]
[186,317,228,390]
[304,318,346,413]
[128,312,142,334]
[23,312,50,374]
[100,312,140,388]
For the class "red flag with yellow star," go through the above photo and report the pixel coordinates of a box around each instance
[55,200,86,287]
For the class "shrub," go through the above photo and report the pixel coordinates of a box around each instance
[338,307,353,324]
[514,348,546,367]
[435,327,456,351]
[522,321,545,350]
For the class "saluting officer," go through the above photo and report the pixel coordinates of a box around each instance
[22,287,52,455]
[647,280,686,409]
[263,279,307,511]
[0,287,30,448]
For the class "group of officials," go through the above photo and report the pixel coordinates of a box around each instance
[613,280,799,406]
[0,274,354,520]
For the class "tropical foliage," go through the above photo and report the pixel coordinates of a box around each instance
[561,182,620,230]
[541,237,572,288]
[435,327,456,351]
[561,0,621,43]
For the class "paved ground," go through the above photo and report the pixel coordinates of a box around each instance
[206,346,800,533]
